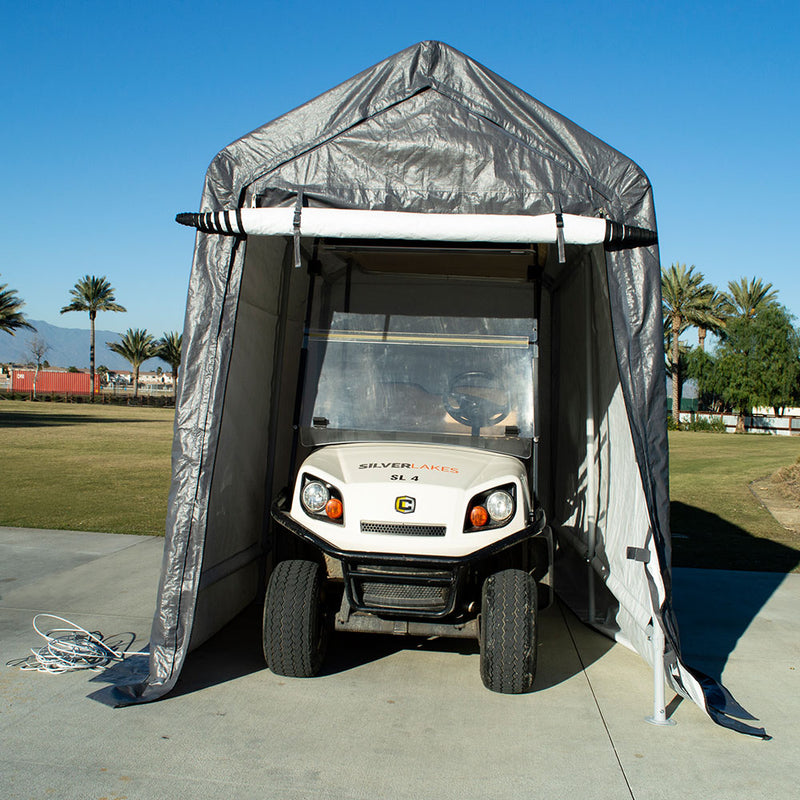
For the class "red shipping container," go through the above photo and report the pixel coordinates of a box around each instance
[11,369,97,394]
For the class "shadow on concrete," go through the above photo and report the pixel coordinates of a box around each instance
[119,592,615,702]
[87,607,267,706]
[323,631,432,675]
[670,501,800,573]
[670,502,798,692]
[322,601,615,692]
[88,636,152,703]
[0,409,156,428]
[170,604,267,698]
[671,568,790,685]
[543,600,616,686]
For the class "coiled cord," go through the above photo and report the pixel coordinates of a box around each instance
[6,614,139,674]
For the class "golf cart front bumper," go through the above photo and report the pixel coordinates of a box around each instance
[272,495,552,618]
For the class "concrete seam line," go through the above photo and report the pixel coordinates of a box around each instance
[557,600,636,800]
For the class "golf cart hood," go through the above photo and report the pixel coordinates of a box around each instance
[286,442,532,558]
[303,442,518,490]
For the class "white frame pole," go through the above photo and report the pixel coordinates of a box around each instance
[585,264,597,623]
[645,622,676,726]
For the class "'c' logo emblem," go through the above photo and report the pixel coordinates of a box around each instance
[395,496,416,514]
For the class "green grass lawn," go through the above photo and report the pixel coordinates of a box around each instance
[669,431,800,572]
[1,400,798,571]
[0,399,174,535]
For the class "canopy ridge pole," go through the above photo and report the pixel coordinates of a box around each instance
[175,207,657,248]
[585,260,597,624]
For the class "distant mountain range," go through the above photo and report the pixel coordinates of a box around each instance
[0,319,165,372]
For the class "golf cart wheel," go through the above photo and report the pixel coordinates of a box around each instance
[263,559,328,678]
[479,568,538,694]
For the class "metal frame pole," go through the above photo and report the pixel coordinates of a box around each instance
[645,622,676,726]
[585,263,597,623]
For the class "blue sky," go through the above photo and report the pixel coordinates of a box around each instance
[2,0,798,345]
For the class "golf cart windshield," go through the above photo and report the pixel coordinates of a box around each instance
[300,314,535,457]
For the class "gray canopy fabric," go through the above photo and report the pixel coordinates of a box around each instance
[110,41,763,736]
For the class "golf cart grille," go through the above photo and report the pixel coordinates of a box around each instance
[360,521,446,537]
[360,581,448,608]
[343,563,460,617]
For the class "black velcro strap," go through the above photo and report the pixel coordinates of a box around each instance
[293,192,304,268]
[221,210,233,234]
[626,546,651,563]
[555,212,566,263]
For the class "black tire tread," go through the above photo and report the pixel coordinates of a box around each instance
[263,559,326,678]
[480,568,537,694]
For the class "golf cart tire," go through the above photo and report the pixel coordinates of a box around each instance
[263,559,328,678]
[480,568,538,694]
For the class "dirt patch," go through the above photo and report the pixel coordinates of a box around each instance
[771,458,800,502]
[750,457,800,534]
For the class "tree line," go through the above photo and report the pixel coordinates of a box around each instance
[662,265,800,430]
[0,273,182,400]
[6,266,798,415]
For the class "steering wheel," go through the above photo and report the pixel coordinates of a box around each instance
[443,371,510,436]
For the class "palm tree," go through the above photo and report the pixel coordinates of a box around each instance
[722,277,778,320]
[661,264,716,419]
[0,277,35,335]
[108,328,158,399]
[696,285,727,351]
[61,275,126,399]
[156,331,183,387]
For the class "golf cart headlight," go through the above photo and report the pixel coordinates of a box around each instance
[464,484,516,532]
[302,481,330,513]
[486,490,514,522]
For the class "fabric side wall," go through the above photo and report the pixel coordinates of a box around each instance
[110,230,248,703]
[551,246,658,658]
[187,235,288,650]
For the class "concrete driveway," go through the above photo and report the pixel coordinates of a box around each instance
[0,527,797,800]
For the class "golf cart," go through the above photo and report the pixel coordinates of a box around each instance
[265,238,553,693]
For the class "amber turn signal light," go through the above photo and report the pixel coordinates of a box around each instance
[469,505,489,527]
[326,497,343,520]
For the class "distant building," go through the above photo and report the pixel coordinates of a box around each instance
[104,369,175,393]
[139,371,175,388]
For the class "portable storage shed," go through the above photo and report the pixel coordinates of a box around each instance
[114,41,763,736]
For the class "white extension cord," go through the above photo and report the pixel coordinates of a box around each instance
[5,614,141,674]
